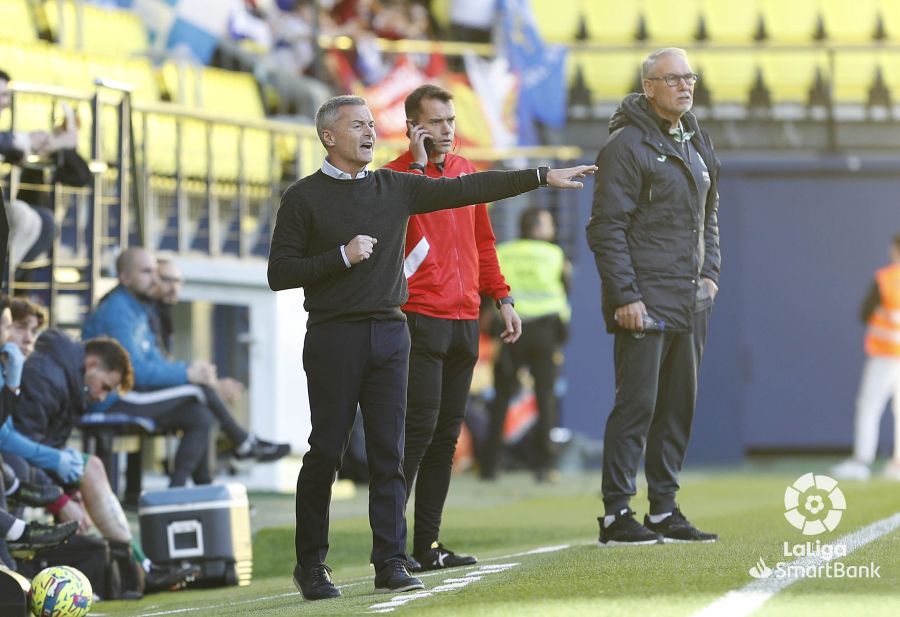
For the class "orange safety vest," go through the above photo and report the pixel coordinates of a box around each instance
[864,263,900,357]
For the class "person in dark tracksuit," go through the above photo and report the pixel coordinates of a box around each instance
[587,48,721,546]
[268,95,595,601]
[383,84,521,572]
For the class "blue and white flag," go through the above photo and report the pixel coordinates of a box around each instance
[109,0,237,64]
[498,0,568,145]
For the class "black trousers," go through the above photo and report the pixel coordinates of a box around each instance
[602,307,710,515]
[295,319,410,570]
[110,387,217,487]
[484,315,562,476]
[403,313,479,556]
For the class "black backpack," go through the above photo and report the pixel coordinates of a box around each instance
[17,535,143,601]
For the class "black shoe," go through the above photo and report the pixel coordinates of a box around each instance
[412,542,477,571]
[237,437,291,463]
[145,562,201,592]
[7,480,64,507]
[644,507,718,543]
[598,508,662,546]
[293,564,342,600]
[8,520,78,551]
[374,559,424,594]
[406,556,423,572]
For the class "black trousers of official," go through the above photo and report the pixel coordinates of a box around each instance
[403,313,479,556]
[296,319,410,570]
[602,307,710,515]
[484,315,562,476]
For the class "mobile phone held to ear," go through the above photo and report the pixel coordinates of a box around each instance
[407,120,434,153]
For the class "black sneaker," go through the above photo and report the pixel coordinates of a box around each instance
[8,520,78,551]
[293,563,342,600]
[374,559,424,594]
[237,437,291,463]
[7,480,64,507]
[412,542,477,571]
[598,508,662,546]
[644,507,718,543]
[145,562,201,592]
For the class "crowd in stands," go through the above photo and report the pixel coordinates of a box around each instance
[0,250,291,598]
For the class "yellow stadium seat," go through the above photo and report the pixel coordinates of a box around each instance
[533,0,582,43]
[876,0,900,40]
[698,0,760,42]
[0,0,39,43]
[758,0,819,42]
[832,51,881,103]
[820,0,878,42]
[642,0,701,43]
[582,0,642,43]
[197,67,265,119]
[875,49,900,93]
[759,50,828,103]
[690,49,759,103]
[43,0,148,55]
[568,49,643,101]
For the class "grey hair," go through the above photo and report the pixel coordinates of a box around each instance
[641,48,689,80]
[315,95,367,145]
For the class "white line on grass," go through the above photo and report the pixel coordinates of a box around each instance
[127,544,573,617]
[692,512,900,617]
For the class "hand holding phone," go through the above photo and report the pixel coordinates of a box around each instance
[406,120,433,164]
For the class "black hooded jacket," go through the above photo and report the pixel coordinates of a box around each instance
[587,93,721,332]
[13,329,86,449]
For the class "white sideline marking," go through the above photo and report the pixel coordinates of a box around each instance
[692,512,900,617]
[367,562,524,613]
[128,544,572,616]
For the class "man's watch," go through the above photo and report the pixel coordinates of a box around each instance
[408,162,426,172]
[538,166,550,187]
[496,296,515,309]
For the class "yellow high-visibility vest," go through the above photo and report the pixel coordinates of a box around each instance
[496,239,570,321]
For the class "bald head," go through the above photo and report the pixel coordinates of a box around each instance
[117,247,157,301]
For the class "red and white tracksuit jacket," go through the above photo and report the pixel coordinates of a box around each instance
[383,151,510,320]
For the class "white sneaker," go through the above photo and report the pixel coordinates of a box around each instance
[830,459,871,481]
[881,460,900,481]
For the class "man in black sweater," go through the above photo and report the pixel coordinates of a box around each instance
[268,94,595,601]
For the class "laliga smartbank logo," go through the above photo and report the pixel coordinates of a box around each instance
[748,474,881,580]
[783,472,845,535]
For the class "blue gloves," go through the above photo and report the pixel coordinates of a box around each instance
[55,447,85,484]
[0,417,85,484]
[0,342,24,389]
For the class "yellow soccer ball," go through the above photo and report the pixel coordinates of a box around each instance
[28,566,93,617]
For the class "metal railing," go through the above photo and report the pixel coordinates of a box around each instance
[2,80,585,327]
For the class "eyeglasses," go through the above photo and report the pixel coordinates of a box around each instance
[647,73,699,87]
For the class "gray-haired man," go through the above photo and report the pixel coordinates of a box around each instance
[269,95,595,599]
[588,48,721,545]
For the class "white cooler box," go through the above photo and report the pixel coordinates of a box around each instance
[138,484,252,587]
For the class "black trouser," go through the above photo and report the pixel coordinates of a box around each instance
[484,315,562,476]
[602,307,710,515]
[109,388,216,487]
[403,313,479,556]
[295,319,410,571]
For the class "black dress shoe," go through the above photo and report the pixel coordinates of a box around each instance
[374,559,424,594]
[293,563,342,600]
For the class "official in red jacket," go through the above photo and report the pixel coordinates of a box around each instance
[383,84,521,571]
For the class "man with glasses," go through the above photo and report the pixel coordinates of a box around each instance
[587,48,721,545]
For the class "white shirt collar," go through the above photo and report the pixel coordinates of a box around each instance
[321,158,368,180]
